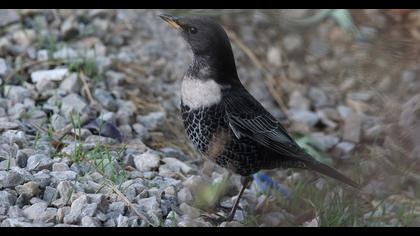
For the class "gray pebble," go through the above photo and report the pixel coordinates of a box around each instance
[26,154,53,171]
[43,186,58,204]
[7,205,23,218]
[50,170,77,182]
[81,216,100,227]
[23,202,48,220]
[63,194,88,224]
[51,114,67,131]
[52,162,70,172]
[116,214,129,227]
[57,181,74,204]
[137,111,166,131]
[177,187,193,204]
[60,93,88,118]
[288,109,320,127]
[15,181,40,198]
[132,123,150,142]
[2,130,28,148]
[31,68,68,83]
[59,73,80,93]
[133,151,160,172]
[32,170,51,188]
[308,132,340,151]
[94,88,118,111]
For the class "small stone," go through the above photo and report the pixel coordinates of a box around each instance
[36,207,57,223]
[53,47,78,60]
[343,113,362,143]
[177,187,193,204]
[347,91,373,102]
[37,49,49,61]
[23,202,48,220]
[43,186,58,203]
[179,203,200,218]
[161,157,193,175]
[1,168,30,188]
[337,105,353,120]
[164,210,180,227]
[334,141,356,155]
[119,124,133,139]
[267,47,282,66]
[81,216,100,227]
[51,114,67,131]
[7,205,23,218]
[31,68,68,83]
[60,93,88,117]
[282,34,303,53]
[32,170,51,188]
[15,182,40,198]
[302,217,319,227]
[0,190,17,208]
[0,122,19,132]
[63,194,88,224]
[288,61,304,81]
[26,154,53,171]
[136,196,161,214]
[12,29,36,48]
[0,10,20,27]
[137,111,166,131]
[132,123,150,141]
[36,78,56,93]
[61,16,79,40]
[56,207,70,223]
[94,89,118,111]
[0,159,16,170]
[288,109,319,127]
[1,218,37,227]
[52,162,70,172]
[219,221,244,227]
[288,90,310,110]
[104,219,116,227]
[133,151,161,172]
[57,181,74,204]
[308,87,330,108]
[59,73,80,93]
[117,214,129,227]
[107,201,126,218]
[308,132,340,151]
[87,194,108,212]
[0,58,8,75]
[308,37,330,60]
[2,130,28,148]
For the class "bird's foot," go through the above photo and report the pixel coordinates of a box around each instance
[200,212,234,225]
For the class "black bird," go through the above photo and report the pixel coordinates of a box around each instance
[160,14,359,221]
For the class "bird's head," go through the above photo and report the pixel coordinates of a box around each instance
[160,14,232,57]
[160,14,240,83]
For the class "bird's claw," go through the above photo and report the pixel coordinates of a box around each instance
[200,212,233,225]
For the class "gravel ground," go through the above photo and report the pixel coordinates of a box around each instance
[0,9,420,227]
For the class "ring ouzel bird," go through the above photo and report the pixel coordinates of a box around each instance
[160,14,359,221]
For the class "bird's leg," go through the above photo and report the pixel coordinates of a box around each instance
[201,175,252,224]
[226,176,252,221]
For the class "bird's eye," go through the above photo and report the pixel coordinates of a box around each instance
[189,27,197,34]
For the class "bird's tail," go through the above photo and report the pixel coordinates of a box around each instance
[304,155,360,189]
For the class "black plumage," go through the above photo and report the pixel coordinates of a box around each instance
[160,14,359,221]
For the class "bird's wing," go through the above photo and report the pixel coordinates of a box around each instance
[223,87,310,162]
[223,87,360,189]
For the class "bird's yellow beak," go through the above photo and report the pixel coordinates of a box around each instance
[159,14,181,30]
